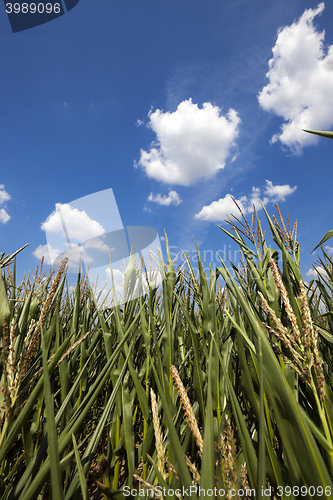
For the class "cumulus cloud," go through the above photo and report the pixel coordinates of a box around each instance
[0,209,10,224]
[195,180,296,222]
[41,203,105,241]
[264,180,297,202]
[306,266,328,278]
[138,99,241,186]
[36,205,110,268]
[105,267,123,282]
[62,246,94,268]
[195,194,248,223]
[33,244,62,265]
[0,185,10,205]
[33,242,96,269]
[84,237,113,253]
[105,266,141,302]
[0,185,11,224]
[258,3,333,153]
[33,237,113,268]
[148,190,182,206]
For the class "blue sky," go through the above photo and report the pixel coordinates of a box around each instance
[1,0,333,286]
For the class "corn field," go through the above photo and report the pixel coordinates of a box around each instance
[1,204,333,499]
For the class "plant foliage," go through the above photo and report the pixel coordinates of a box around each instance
[1,206,333,499]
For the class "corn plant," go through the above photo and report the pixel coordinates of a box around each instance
[1,203,333,499]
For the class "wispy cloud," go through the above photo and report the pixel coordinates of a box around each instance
[195,180,297,222]
[148,191,182,206]
[0,184,11,224]
[137,99,240,186]
[258,3,333,154]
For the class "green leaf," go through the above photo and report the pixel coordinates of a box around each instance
[146,455,176,500]
[311,230,333,254]
[0,271,10,336]
[257,337,266,499]
[172,290,205,424]
[0,243,29,268]
[72,433,89,500]
[213,336,258,489]
[122,373,135,487]
[41,328,64,500]
[95,481,127,500]
[150,360,195,496]
[0,333,72,463]
[220,261,333,488]
[65,343,133,499]
[303,129,333,139]
[200,341,215,490]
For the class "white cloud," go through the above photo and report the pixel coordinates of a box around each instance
[248,186,266,211]
[33,242,95,269]
[148,191,182,206]
[306,266,328,278]
[105,267,131,300]
[195,194,247,222]
[138,99,241,186]
[258,3,333,153]
[105,267,123,282]
[41,203,105,241]
[0,184,10,205]
[136,119,144,127]
[264,180,297,202]
[33,244,62,265]
[63,246,93,268]
[0,185,11,224]
[84,237,113,253]
[0,208,10,224]
[195,180,296,222]
[306,268,317,278]
[325,245,333,254]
